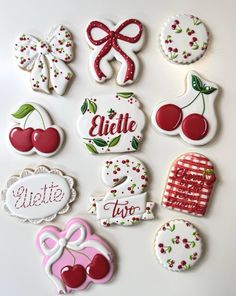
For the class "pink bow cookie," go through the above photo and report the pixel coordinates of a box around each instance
[15,25,74,95]
[36,217,114,294]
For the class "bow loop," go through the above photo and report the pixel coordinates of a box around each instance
[115,19,143,43]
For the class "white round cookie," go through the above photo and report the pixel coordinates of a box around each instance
[154,219,202,271]
[160,14,209,64]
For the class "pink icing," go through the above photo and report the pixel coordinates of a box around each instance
[35,217,114,293]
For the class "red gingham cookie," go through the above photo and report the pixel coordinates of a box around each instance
[162,152,216,216]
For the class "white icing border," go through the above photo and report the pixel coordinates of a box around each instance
[1,165,77,224]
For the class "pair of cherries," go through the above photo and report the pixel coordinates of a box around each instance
[60,254,110,288]
[9,126,60,154]
[155,104,208,140]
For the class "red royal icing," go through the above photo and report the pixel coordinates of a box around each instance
[181,113,208,140]
[32,127,60,153]
[156,104,183,131]
[162,153,216,216]
[86,19,143,83]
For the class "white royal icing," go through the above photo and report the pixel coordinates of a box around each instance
[160,14,209,64]
[15,25,74,95]
[1,166,77,224]
[154,219,203,271]
[77,92,145,154]
[85,19,144,85]
[151,71,219,146]
[89,155,154,226]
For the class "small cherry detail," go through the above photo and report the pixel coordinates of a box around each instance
[86,254,110,280]
[9,127,34,152]
[61,265,87,288]
[181,113,208,140]
[155,104,183,131]
[32,127,61,153]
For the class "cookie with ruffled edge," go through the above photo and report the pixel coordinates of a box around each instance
[160,14,209,64]
[154,219,203,271]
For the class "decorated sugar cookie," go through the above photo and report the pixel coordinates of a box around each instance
[1,166,77,224]
[154,219,203,271]
[14,25,74,95]
[151,71,218,145]
[89,155,154,226]
[9,103,64,157]
[36,217,114,293]
[77,92,145,154]
[85,19,144,85]
[160,14,209,64]
[162,152,216,216]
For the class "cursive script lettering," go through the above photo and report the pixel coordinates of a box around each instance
[89,113,137,137]
[104,200,140,219]
[13,182,65,209]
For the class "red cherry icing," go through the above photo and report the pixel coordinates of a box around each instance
[155,104,183,131]
[32,127,61,153]
[181,113,208,140]
[9,127,34,152]
[86,254,110,280]
[61,265,86,288]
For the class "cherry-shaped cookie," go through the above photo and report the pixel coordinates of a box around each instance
[36,217,114,294]
[151,71,219,146]
[9,102,64,157]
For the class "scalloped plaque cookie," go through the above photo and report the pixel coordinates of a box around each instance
[36,217,114,293]
[154,219,203,271]
[89,155,154,226]
[160,14,209,64]
[1,166,77,224]
[9,102,64,157]
[14,25,74,95]
[162,152,216,216]
[77,93,145,154]
[151,71,218,146]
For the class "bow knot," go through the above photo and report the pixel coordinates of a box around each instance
[15,25,74,95]
[58,238,67,248]
[37,41,51,55]
[86,19,144,85]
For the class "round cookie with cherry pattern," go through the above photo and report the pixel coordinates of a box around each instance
[154,219,203,271]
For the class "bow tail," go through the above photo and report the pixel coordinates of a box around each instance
[30,55,49,93]
[113,40,136,85]
[47,54,73,95]
[91,41,113,82]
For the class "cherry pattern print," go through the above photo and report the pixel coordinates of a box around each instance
[77,92,145,154]
[14,25,74,95]
[89,155,154,226]
[154,220,203,271]
[36,218,114,293]
[162,152,216,216]
[160,14,209,64]
[151,71,219,146]
[9,103,64,157]
[85,19,144,85]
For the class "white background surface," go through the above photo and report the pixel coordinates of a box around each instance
[0,0,235,295]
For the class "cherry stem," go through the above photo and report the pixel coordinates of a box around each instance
[66,248,76,266]
[66,247,92,264]
[35,109,46,129]
[23,111,33,129]
[181,92,201,109]
[201,93,206,115]
[23,108,46,129]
